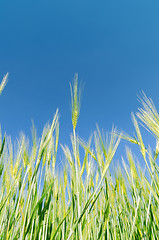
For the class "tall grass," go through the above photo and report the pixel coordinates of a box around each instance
[0,73,158,239]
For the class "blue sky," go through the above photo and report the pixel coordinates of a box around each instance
[0,0,159,163]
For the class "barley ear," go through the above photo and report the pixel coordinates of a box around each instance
[70,73,81,130]
[0,73,8,95]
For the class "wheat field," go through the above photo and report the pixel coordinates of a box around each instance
[0,73,158,239]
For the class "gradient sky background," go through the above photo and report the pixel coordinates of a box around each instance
[0,0,159,165]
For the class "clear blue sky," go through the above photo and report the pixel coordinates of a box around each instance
[0,0,159,163]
